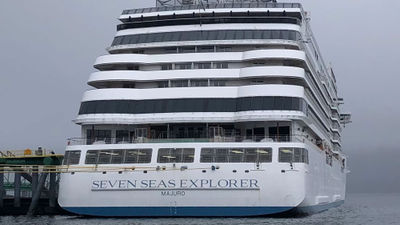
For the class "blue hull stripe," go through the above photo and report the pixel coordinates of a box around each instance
[63,206,293,217]
[63,201,345,217]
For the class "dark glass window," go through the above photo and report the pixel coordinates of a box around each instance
[195,63,212,69]
[97,150,112,164]
[86,130,111,144]
[85,150,99,164]
[215,148,228,162]
[197,46,214,52]
[157,81,169,88]
[63,150,81,165]
[279,148,309,164]
[254,30,263,39]
[215,63,228,69]
[209,80,226,86]
[201,148,272,163]
[85,149,152,164]
[229,149,244,162]
[175,63,192,70]
[272,30,281,39]
[161,64,173,70]
[79,97,307,115]
[157,148,195,163]
[191,79,208,87]
[179,47,195,53]
[279,148,293,162]
[123,149,152,164]
[171,80,189,87]
[112,30,301,46]
[111,149,124,164]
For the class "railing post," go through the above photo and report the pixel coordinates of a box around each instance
[14,172,21,207]
[0,167,4,208]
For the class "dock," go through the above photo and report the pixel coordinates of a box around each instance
[0,148,67,216]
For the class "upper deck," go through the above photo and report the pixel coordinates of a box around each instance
[122,1,302,16]
[120,1,303,22]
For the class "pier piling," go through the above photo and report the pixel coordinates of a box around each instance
[13,173,21,207]
[0,167,4,208]
[0,149,65,216]
[27,172,48,216]
[31,167,38,195]
[49,172,57,208]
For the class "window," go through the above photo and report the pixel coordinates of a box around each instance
[112,30,301,46]
[210,80,226,86]
[111,149,124,164]
[124,149,152,164]
[178,46,196,53]
[98,150,112,164]
[279,148,309,164]
[195,63,212,69]
[215,63,228,69]
[201,148,272,163]
[200,148,214,163]
[217,46,232,52]
[175,63,192,70]
[85,150,99,164]
[79,97,307,115]
[86,130,111,144]
[158,81,169,88]
[161,64,173,70]
[116,130,129,143]
[171,80,189,87]
[191,79,208,87]
[63,150,81,165]
[165,47,177,53]
[157,148,195,163]
[229,149,244,162]
[197,46,214,53]
[85,149,152,164]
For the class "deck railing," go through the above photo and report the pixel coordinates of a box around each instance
[67,135,311,146]
[122,2,302,15]
[0,148,55,158]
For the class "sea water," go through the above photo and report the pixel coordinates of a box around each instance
[1,193,399,225]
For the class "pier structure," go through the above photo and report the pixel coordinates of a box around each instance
[0,148,64,215]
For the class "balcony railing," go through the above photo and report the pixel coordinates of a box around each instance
[122,2,302,15]
[67,135,309,146]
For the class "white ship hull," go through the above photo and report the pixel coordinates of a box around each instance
[59,0,350,217]
[58,142,346,217]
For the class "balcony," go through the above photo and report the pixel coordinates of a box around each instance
[67,134,307,146]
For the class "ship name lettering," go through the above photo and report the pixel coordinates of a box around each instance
[91,179,259,190]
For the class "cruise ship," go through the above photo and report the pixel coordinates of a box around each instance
[58,0,352,217]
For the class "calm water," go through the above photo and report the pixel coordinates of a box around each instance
[1,193,399,225]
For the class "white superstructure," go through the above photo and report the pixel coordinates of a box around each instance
[58,0,351,217]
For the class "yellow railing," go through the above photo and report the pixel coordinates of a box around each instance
[0,164,209,174]
[0,149,59,158]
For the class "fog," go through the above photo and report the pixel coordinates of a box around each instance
[0,0,399,193]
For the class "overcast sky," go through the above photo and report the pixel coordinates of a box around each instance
[0,0,399,193]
